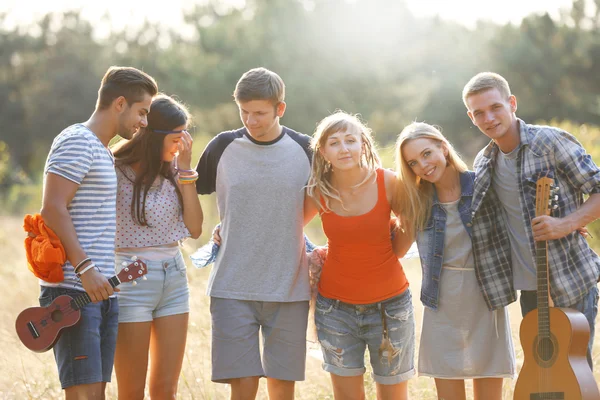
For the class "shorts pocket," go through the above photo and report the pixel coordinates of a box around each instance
[176,261,187,278]
[39,294,53,307]
[384,292,413,321]
[39,287,81,307]
[315,295,334,315]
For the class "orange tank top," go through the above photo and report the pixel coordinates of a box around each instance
[318,168,409,304]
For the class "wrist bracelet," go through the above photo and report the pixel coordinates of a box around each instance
[77,263,96,278]
[177,168,195,174]
[178,171,198,178]
[74,257,91,273]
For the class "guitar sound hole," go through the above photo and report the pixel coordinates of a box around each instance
[50,309,64,323]
[537,337,554,362]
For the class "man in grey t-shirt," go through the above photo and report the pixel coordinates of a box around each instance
[195,68,317,399]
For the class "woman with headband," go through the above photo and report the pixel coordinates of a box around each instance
[111,94,203,399]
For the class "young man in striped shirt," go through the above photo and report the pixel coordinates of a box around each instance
[463,71,600,369]
[40,66,158,398]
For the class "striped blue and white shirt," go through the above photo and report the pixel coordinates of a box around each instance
[42,124,117,292]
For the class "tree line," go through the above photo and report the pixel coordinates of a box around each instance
[1,0,599,225]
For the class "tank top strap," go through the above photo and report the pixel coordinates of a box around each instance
[375,168,390,209]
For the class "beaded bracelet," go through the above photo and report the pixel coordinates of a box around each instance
[179,176,199,185]
[178,170,199,184]
[74,257,91,273]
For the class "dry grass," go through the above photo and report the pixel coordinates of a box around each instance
[1,215,598,399]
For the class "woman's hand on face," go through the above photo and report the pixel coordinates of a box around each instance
[176,130,194,170]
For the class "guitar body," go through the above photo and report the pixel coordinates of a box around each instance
[15,295,81,353]
[514,307,600,400]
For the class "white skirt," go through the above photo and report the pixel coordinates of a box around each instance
[418,266,516,379]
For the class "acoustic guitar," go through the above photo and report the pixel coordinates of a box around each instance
[514,177,600,400]
[15,257,147,353]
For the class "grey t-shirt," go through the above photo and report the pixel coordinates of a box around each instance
[492,146,537,290]
[195,126,312,302]
[440,200,474,270]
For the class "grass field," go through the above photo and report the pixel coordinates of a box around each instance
[1,215,598,399]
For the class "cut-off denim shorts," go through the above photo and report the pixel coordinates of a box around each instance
[115,251,189,323]
[314,289,416,385]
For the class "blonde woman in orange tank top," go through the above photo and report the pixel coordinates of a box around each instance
[305,111,415,400]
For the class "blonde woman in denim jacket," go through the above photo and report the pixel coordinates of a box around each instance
[395,122,515,400]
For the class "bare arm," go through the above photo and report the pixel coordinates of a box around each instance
[392,218,415,258]
[532,193,600,241]
[303,190,319,226]
[41,173,114,301]
[177,131,203,238]
[382,169,416,257]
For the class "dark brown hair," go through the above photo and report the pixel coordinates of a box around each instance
[97,66,158,110]
[112,94,191,226]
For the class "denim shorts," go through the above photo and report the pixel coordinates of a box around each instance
[116,251,190,323]
[39,285,119,389]
[314,289,416,384]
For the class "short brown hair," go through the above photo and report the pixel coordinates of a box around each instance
[233,67,285,105]
[97,66,158,110]
[462,72,511,108]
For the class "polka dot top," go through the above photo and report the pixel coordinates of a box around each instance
[115,165,190,248]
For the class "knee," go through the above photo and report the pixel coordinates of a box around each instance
[230,377,260,399]
[118,386,145,400]
[149,384,178,400]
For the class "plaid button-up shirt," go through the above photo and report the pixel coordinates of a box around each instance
[472,119,600,310]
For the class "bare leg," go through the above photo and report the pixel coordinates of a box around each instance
[376,381,408,400]
[64,382,107,399]
[148,313,189,399]
[473,377,503,400]
[330,374,366,400]
[230,376,260,400]
[266,377,295,400]
[114,321,152,400]
[434,378,466,400]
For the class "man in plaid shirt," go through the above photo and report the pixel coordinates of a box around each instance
[463,72,600,369]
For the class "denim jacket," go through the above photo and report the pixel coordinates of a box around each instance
[416,171,475,310]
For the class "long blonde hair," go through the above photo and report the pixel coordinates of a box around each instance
[394,122,468,237]
[307,111,381,211]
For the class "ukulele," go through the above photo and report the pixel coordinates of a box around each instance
[514,176,600,400]
[15,257,147,353]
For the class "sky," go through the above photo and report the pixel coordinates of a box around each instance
[0,0,585,32]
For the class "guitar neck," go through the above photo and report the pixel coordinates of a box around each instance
[70,275,120,310]
[535,240,551,338]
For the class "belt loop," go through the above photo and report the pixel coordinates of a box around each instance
[334,299,340,309]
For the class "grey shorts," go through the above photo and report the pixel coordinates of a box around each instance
[210,297,309,383]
